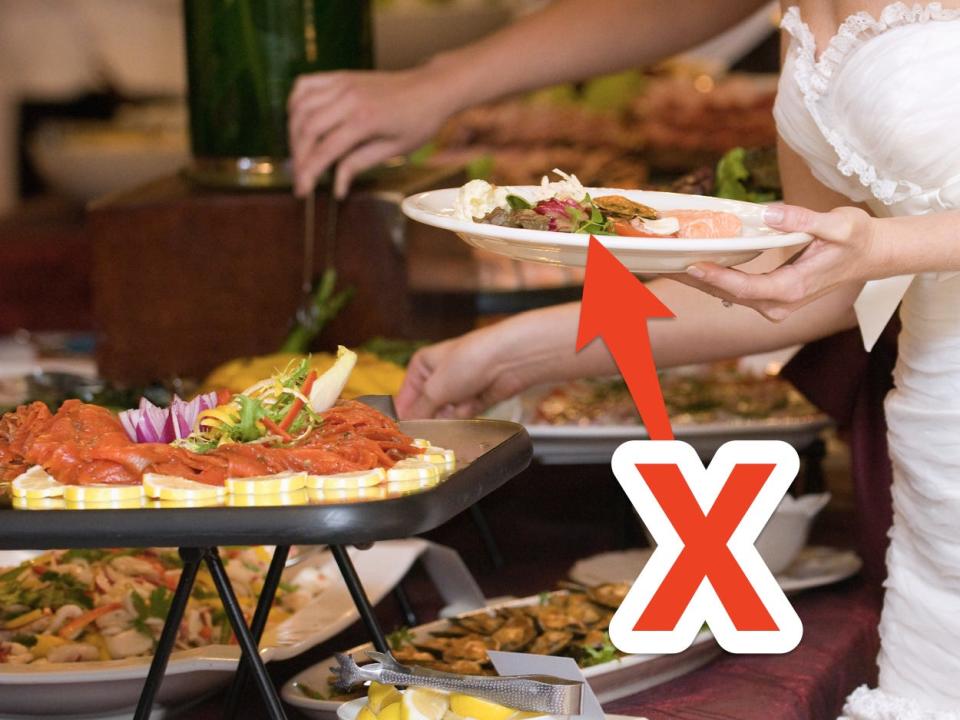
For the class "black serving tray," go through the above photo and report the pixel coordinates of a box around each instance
[0,418,531,550]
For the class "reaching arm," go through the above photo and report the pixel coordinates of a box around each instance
[289,0,769,196]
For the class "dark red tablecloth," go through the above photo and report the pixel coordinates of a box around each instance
[605,582,880,720]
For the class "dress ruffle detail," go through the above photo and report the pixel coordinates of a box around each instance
[782,3,960,205]
[840,685,960,720]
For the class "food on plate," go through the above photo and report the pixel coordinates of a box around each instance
[534,364,818,427]
[342,683,541,720]
[201,350,407,398]
[322,585,629,701]
[455,171,743,239]
[0,547,320,665]
[0,347,453,495]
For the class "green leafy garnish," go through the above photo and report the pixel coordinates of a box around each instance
[387,626,415,650]
[579,632,620,668]
[506,194,532,210]
[715,147,778,203]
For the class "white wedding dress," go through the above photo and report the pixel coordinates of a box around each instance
[774,3,960,718]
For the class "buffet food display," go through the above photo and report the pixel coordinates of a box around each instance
[0,547,314,666]
[0,348,455,510]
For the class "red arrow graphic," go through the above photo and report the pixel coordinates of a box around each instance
[577,237,676,440]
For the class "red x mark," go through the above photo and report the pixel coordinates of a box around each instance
[633,462,779,632]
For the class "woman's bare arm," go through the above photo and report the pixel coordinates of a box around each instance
[289,0,769,196]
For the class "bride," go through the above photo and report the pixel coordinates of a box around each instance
[289,1,960,716]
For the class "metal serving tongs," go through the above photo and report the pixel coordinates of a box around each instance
[334,651,584,716]
[283,170,351,354]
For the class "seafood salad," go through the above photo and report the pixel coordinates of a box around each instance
[0,547,319,665]
[534,364,819,427]
[317,584,630,700]
[455,170,743,239]
[0,347,428,489]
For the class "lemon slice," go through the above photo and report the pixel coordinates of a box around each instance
[11,466,64,499]
[401,688,449,720]
[63,483,145,503]
[369,682,402,714]
[227,489,309,507]
[304,467,385,490]
[419,446,456,467]
[13,496,66,511]
[449,695,517,720]
[386,460,440,483]
[385,477,441,494]
[65,497,147,510]
[147,496,222,509]
[225,471,306,495]
[411,438,431,449]
[143,473,226,501]
[308,486,388,503]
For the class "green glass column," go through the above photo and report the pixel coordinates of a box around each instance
[184,0,372,188]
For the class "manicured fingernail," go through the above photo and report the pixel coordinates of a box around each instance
[763,206,785,224]
[686,265,705,279]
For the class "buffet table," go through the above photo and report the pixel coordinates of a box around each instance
[606,582,880,720]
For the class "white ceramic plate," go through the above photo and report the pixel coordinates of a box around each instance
[569,546,862,595]
[0,540,428,718]
[282,594,719,719]
[401,188,811,273]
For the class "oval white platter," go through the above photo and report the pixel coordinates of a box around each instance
[0,540,427,719]
[401,188,811,273]
[282,593,720,719]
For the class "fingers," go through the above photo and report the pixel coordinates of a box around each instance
[293,122,370,197]
[288,72,347,110]
[289,89,352,159]
[687,261,809,306]
[334,139,403,198]
[763,204,871,243]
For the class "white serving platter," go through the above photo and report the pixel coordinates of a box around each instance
[282,594,719,719]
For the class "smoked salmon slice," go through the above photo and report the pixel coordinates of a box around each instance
[661,210,743,238]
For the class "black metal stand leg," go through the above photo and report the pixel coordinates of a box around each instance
[331,545,389,652]
[393,581,418,628]
[206,548,288,720]
[134,548,204,720]
[469,503,504,570]
[223,545,291,720]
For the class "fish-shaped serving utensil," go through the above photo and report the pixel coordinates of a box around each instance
[333,651,583,716]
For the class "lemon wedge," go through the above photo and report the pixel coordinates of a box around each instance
[418,446,456,468]
[411,438,432,449]
[357,707,378,720]
[401,688,449,720]
[449,695,517,720]
[143,473,225,501]
[227,489,309,507]
[11,466,63,499]
[379,702,402,720]
[225,471,306,495]
[63,483,144,503]
[368,682,402,714]
[305,468,385,490]
[386,460,440,483]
